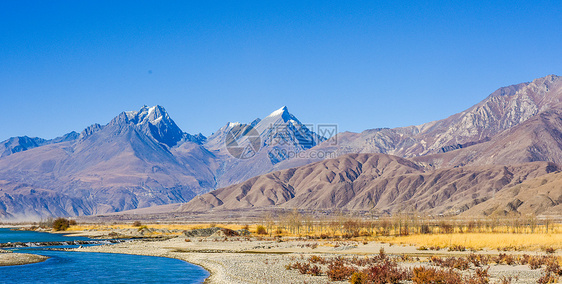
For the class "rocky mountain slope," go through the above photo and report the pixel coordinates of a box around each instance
[461,169,562,217]
[205,106,325,188]
[276,75,562,170]
[0,132,79,158]
[414,109,562,168]
[179,153,559,216]
[0,106,217,219]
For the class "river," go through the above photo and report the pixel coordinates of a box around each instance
[0,228,209,283]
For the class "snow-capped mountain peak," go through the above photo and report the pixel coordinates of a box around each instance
[263,106,299,123]
[267,106,289,117]
[125,105,171,126]
[107,105,195,147]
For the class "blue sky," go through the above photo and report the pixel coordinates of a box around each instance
[1,1,561,141]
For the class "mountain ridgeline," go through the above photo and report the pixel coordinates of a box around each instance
[0,105,324,219]
[2,75,562,219]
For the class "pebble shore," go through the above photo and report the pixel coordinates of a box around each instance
[72,236,548,284]
[73,238,332,283]
[0,252,48,266]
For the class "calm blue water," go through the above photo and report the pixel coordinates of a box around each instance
[0,228,90,243]
[0,228,209,283]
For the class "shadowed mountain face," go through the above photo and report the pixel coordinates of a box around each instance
[178,153,559,215]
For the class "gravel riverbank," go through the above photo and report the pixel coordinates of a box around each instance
[0,251,48,266]
[71,236,549,284]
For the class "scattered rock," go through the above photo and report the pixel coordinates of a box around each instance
[183,227,223,238]
[236,229,251,236]
[208,228,239,239]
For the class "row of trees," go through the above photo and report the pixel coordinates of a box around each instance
[257,209,560,237]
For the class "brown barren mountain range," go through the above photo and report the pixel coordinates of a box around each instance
[179,153,560,216]
[2,75,562,219]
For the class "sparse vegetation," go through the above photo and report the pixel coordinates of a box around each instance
[287,249,562,283]
[256,225,267,235]
[52,217,70,231]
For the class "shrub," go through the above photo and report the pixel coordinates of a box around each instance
[295,262,310,274]
[537,272,559,284]
[350,272,367,284]
[361,260,411,284]
[308,265,321,276]
[132,221,142,227]
[465,267,489,284]
[69,219,77,226]
[288,261,322,276]
[493,253,516,265]
[256,225,267,235]
[52,217,70,231]
[430,256,469,270]
[498,276,513,284]
[545,257,562,275]
[412,267,462,284]
[448,244,466,252]
[308,255,326,264]
[468,253,482,267]
[326,257,356,281]
[528,256,545,270]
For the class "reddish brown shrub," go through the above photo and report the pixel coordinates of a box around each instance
[308,255,326,264]
[412,267,463,284]
[361,260,411,284]
[537,272,559,284]
[326,257,357,281]
[430,256,469,270]
[465,267,489,284]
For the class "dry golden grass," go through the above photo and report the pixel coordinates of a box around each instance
[68,223,259,234]
[377,232,562,251]
[67,222,562,252]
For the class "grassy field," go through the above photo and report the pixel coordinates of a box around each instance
[62,210,562,253]
[67,221,562,252]
[377,232,562,251]
[68,223,257,232]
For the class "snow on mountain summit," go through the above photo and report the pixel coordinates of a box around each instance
[124,105,171,126]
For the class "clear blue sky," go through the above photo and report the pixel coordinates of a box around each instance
[1,1,561,141]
